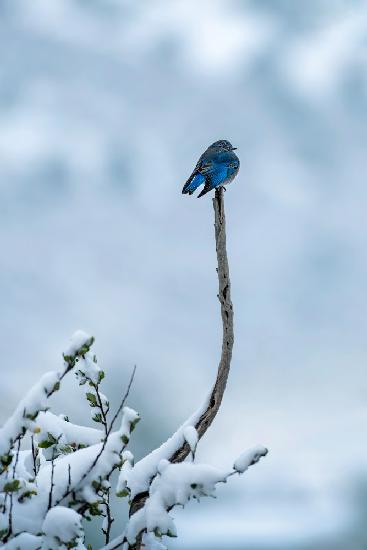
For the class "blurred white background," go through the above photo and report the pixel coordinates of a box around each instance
[0,1,367,548]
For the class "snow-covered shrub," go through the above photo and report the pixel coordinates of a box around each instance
[0,331,267,550]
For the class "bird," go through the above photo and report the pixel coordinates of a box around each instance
[182,140,240,198]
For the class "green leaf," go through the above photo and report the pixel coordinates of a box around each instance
[18,489,37,502]
[121,434,129,445]
[66,540,78,549]
[59,445,74,455]
[38,440,54,449]
[25,412,38,421]
[1,454,13,467]
[4,479,20,493]
[78,336,95,357]
[88,502,103,516]
[116,489,129,498]
[47,432,59,444]
[0,528,9,540]
[86,392,98,407]
[92,413,103,424]
[130,416,140,432]
[38,432,59,448]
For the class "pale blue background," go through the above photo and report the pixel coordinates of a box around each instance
[0,1,366,548]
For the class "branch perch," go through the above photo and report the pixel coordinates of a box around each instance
[172,186,234,459]
[128,187,234,543]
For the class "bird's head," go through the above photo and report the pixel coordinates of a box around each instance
[210,140,237,151]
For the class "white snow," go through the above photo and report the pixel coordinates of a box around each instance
[76,354,102,385]
[233,445,268,474]
[183,425,198,453]
[0,331,95,458]
[125,392,210,499]
[36,411,104,448]
[64,330,93,357]
[0,371,59,456]
[117,447,268,547]
[42,506,85,549]
[126,461,227,544]
[3,533,42,549]
[5,405,139,536]
[142,531,168,549]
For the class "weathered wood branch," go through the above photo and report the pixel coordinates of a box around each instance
[128,187,234,547]
[171,186,234,459]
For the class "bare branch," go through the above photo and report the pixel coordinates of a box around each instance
[128,187,234,545]
[173,187,234,457]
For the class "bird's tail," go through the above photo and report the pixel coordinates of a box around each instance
[182,172,205,195]
[197,182,212,198]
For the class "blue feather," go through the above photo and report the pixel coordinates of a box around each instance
[182,172,205,195]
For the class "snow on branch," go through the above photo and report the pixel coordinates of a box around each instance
[103,446,268,550]
[0,333,138,547]
[0,330,94,463]
[122,404,209,502]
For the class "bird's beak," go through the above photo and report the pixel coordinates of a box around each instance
[232,147,237,150]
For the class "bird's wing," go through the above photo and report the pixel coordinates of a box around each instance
[198,160,215,175]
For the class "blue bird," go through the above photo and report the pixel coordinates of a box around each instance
[182,140,240,198]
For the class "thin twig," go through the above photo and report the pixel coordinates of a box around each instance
[48,449,56,511]
[102,490,114,544]
[67,463,71,494]
[94,384,109,438]
[107,365,136,435]
[31,436,37,478]
[128,188,234,547]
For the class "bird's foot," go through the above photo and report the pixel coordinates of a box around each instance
[221,185,227,192]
